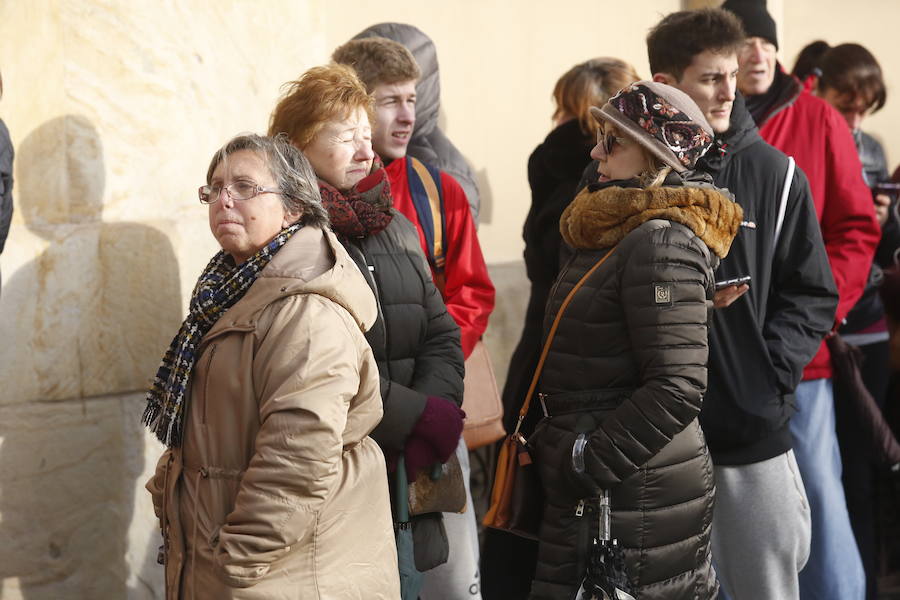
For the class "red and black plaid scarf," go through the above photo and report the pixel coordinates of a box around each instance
[318,158,394,239]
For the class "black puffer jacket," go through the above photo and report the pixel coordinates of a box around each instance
[697,96,837,465]
[528,182,742,600]
[341,210,465,450]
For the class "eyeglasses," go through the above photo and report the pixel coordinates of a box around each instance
[198,181,284,205]
[597,128,628,155]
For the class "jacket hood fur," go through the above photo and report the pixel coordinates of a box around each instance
[560,184,743,258]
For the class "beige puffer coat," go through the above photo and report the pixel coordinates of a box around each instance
[146,226,400,599]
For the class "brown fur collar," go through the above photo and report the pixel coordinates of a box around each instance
[560,184,743,258]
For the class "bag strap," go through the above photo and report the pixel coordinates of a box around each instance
[513,246,617,437]
[407,156,446,273]
[774,156,795,249]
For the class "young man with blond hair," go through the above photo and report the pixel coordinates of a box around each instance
[333,36,494,600]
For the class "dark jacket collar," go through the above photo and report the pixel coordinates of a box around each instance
[699,93,763,174]
[744,64,802,127]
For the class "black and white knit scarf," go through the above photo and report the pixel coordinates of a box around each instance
[142,223,302,447]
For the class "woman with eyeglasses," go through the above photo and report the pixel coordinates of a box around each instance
[525,82,742,599]
[144,133,400,599]
[268,64,466,599]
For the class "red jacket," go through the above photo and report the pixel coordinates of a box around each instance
[757,75,879,380]
[385,157,495,359]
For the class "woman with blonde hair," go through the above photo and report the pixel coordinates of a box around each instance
[483,57,639,600]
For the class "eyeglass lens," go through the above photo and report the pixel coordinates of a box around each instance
[199,181,261,204]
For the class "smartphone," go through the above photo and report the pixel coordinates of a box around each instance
[873,182,900,200]
[715,275,751,290]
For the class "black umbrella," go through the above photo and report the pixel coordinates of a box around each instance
[575,490,636,600]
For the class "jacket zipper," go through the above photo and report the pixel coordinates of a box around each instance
[574,498,594,583]
[546,252,578,324]
[200,344,217,424]
[355,241,391,378]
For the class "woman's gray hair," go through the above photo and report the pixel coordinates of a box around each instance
[206,133,329,228]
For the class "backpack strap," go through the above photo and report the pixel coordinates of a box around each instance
[406,156,446,273]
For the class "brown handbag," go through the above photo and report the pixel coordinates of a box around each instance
[483,247,616,539]
[408,452,467,516]
[462,340,506,450]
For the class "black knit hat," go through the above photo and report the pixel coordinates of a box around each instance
[721,0,778,49]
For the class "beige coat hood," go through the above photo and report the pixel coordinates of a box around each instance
[205,225,377,338]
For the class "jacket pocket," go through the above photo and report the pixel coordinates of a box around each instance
[197,466,242,548]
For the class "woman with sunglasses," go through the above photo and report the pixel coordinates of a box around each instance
[526,81,742,599]
[145,134,400,598]
[485,57,639,599]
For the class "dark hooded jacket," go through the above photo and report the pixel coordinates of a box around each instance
[528,180,742,600]
[353,23,481,223]
[696,95,837,464]
[748,67,879,381]
[501,118,595,430]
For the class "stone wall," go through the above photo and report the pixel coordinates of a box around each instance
[1,1,897,597]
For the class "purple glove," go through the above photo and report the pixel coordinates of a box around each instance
[404,397,465,480]
[404,434,440,481]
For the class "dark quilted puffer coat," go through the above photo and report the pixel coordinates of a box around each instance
[527,181,742,600]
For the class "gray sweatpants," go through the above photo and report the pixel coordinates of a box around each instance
[419,438,483,599]
[712,450,811,600]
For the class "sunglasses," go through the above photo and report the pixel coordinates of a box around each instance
[597,128,628,155]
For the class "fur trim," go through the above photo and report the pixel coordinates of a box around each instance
[560,185,743,258]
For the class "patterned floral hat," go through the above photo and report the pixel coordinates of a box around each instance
[590,80,714,173]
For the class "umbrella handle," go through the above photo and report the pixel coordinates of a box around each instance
[599,489,611,542]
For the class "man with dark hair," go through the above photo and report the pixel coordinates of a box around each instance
[647,8,839,599]
[333,36,494,600]
[0,70,13,296]
[723,2,880,599]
